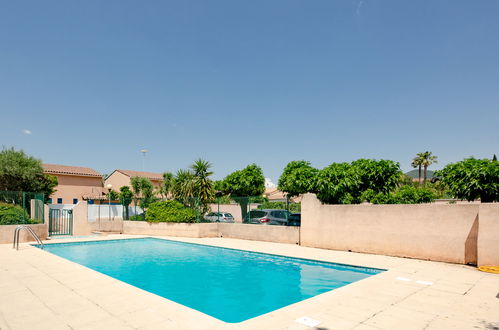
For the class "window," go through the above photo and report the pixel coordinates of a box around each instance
[248,211,266,218]
[88,200,94,205]
[73,198,78,204]
[57,198,63,204]
[47,198,52,204]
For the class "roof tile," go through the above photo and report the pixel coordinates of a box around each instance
[43,164,102,177]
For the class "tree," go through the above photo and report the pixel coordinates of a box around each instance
[130,176,155,211]
[161,172,174,199]
[314,159,402,204]
[221,164,265,222]
[0,147,58,202]
[139,178,155,209]
[419,151,438,184]
[435,158,499,202]
[106,189,120,200]
[190,158,214,211]
[172,169,196,205]
[314,162,359,204]
[278,161,318,198]
[411,153,424,184]
[130,176,143,213]
[119,186,133,219]
[493,154,497,161]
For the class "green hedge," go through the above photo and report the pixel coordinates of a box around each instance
[145,200,198,223]
[0,202,36,225]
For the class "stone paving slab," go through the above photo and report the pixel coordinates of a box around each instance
[1,235,498,329]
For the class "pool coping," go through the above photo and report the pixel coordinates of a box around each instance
[2,235,498,329]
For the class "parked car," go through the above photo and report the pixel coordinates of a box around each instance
[287,213,301,226]
[245,209,292,225]
[204,212,235,223]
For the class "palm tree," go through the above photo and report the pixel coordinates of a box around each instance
[411,153,424,185]
[190,158,214,206]
[172,169,196,205]
[420,151,438,184]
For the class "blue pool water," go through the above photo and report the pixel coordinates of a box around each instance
[38,238,383,323]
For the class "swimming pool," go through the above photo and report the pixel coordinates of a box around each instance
[38,238,384,323]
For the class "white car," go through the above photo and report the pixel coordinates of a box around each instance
[204,212,235,223]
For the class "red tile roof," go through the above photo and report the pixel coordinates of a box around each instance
[116,169,164,181]
[43,164,102,177]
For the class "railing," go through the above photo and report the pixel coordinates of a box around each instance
[13,225,44,250]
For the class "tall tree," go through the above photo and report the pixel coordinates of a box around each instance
[130,176,143,213]
[190,159,214,210]
[172,169,196,205]
[119,186,133,219]
[161,172,174,199]
[411,153,424,185]
[0,147,58,202]
[139,178,155,209]
[493,154,497,161]
[220,164,265,222]
[420,151,438,184]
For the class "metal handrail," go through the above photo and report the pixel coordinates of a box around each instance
[13,225,44,250]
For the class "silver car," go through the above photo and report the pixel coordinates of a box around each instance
[204,212,235,223]
[245,209,291,225]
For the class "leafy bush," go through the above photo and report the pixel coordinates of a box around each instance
[129,214,145,221]
[362,185,436,204]
[257,201,301,212]
[278,161,318,197]
[314,159,402,204]
[145,200,198,223]
[435,158,499,202]
[0,202,34,225]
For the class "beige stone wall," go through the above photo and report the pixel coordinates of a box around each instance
[123,221,219,238]
[90,219,124,233]
[0,224,48,244]
[477,204,499,267]
[300,194,481,264]
[218,223,299,244]
[72,202,92,236]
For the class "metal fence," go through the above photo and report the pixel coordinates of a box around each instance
[0,191,44,225]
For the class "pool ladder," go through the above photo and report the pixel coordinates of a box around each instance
[13,225,44,250]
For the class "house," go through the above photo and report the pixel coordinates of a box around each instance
[104,169,164,193]
[264,188,302,203]
[43,164,103,204]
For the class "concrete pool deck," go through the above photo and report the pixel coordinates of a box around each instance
[1,235,498,329]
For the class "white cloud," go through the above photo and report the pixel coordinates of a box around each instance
[265,178,276,189]
[356,0,364,16]
[22,129,32,135]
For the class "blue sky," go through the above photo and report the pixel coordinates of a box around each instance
[1,1,498,183]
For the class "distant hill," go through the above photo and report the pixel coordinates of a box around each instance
[405,169,435,179]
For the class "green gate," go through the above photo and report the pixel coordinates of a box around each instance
[49,209,73,236]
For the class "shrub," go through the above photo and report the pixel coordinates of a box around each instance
[129,214,145,221]
[362,185,436,204]
[0,202,33,225]
[435,158,499,202]
[314,159,402,204]
[145,200,198,223]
